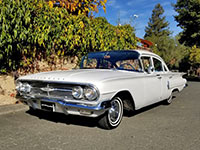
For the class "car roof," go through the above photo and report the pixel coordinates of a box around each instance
[134,50,163,60]
[88,49,161,59]
[86,50,140,62]
[88,50,137,55]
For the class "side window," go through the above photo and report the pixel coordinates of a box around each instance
[141,57,151,72]
[98,59,113,69]
[83,58,97,69]
[116,59,142,71]
[153,58,163,72]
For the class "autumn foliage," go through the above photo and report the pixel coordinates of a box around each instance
[0,0,137,73]
[50,0,107,15]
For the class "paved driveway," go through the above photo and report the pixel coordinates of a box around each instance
[0,82,199,150]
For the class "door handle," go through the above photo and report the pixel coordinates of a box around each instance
[156,74,162,79]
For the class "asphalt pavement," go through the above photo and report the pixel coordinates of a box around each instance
[0,81,199,150]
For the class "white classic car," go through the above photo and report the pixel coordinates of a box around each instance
[16,50,187,129]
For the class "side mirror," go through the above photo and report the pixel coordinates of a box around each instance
[147,66,154,74]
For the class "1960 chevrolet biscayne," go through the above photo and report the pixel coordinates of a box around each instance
[16,50,187,129]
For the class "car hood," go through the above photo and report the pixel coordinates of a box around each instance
[18,69,142,85]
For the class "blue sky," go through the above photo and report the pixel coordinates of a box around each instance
[94,0,182,38]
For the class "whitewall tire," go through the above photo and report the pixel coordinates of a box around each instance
[98,97,123,129]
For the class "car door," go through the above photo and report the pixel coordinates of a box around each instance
[152,57,170,100]
[141,56,162,106]
[152,57,165,102]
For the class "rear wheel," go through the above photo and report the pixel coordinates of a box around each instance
[98,97,123,129]
[164,93,173,105]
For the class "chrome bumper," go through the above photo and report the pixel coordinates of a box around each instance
[19,97,110,117]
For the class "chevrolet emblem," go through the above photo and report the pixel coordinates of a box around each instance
[40,84,54,96]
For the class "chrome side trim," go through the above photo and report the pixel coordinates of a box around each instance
[101,91,116,95]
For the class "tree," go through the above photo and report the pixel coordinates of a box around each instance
[50,0,107,16]
[189,46,200,66]
[144,3,170,38]
[146,35,188,69]
[144,3,188,69]
[174,0,200,47]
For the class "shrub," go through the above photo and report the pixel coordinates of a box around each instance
[0,0,35,72]
[0,0,137,73]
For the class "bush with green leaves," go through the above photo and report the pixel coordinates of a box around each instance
[0,0,35,72]
[189,46,200,66]
[0,0,137,73]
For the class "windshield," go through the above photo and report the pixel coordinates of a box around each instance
[80,50,142,72]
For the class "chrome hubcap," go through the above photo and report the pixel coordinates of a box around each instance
[108,98,122,125]
[167,94,173,103]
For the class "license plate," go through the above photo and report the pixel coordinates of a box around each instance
[41,101,55,112]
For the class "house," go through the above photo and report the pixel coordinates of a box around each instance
[137,38,153,51]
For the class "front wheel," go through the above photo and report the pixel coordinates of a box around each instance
[98,97,123,129]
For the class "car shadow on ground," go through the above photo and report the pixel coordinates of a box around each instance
[123,99,174,117]
[26,100,171,129]
[26,109,99,128]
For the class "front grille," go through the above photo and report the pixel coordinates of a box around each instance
[24,81,74,100]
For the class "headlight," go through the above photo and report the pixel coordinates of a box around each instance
[23,83,32,93]
[72,86,83,99]
[16,82,23,92]
[16,82,32,93]
[84,87,98,101]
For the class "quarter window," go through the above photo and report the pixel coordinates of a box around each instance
[164,65,168,72]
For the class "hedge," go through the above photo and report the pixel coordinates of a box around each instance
[0,0,137,72]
